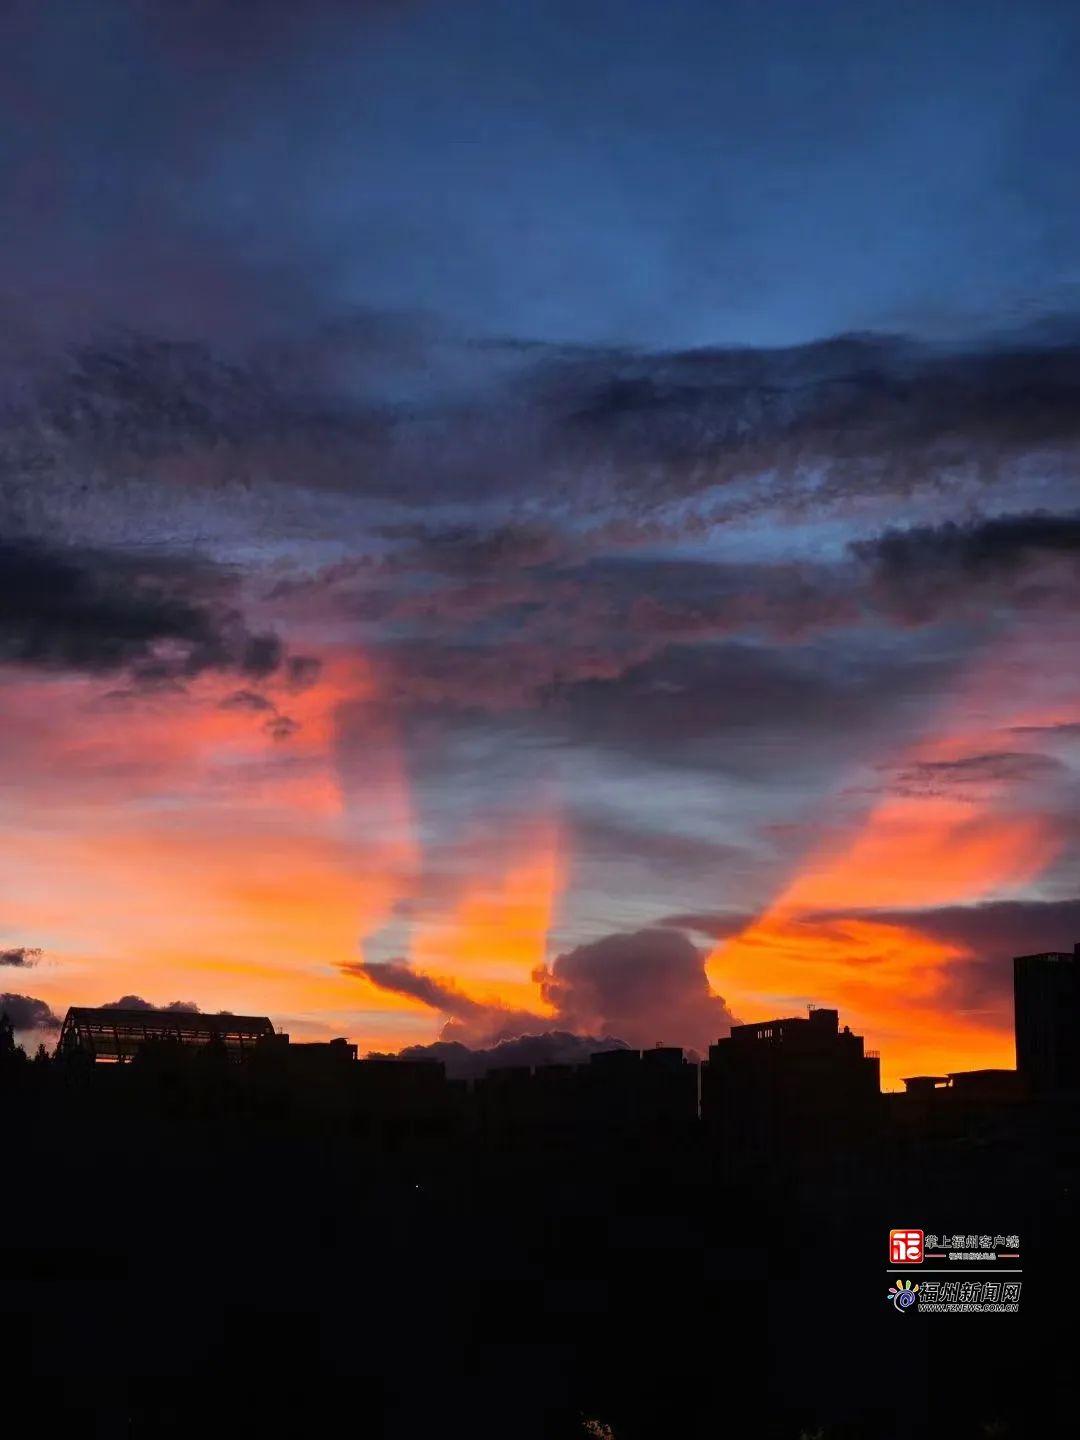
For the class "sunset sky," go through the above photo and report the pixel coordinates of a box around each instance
[3,0,1080,1086]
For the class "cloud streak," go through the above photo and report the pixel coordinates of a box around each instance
[0,947,41,968]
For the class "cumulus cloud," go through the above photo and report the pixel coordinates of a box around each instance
[102,995,201,1013]
[0,993,61,1033]
[0,946,42,967]
[350,927,737,1057]
[536,928,738,1055]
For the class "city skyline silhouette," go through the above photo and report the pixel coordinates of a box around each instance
[4,1,1080,1433]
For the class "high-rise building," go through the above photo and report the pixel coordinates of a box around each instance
[1013,943,1080,1093]
[702,1006,880,1151]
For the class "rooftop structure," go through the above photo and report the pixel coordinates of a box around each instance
[703,1006,881,1149]
[901,1069,1021,1099]
[55,1006,275,1063]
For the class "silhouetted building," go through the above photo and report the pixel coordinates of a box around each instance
[280,1036,359,1064]
[892,1068,1027,1142]
[900,1070,1021,1099]
[900,1074,950,1096]
[1014,943,1080,1094]
[944,1068,1022,1101]
[351,1057,459,1146]
[55,1005,275,1063]
[581,1044,698,1140]
[702,1006,880,1152]
[471,1044,699,1144]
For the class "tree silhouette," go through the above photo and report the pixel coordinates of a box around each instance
[0,1011,28,1078]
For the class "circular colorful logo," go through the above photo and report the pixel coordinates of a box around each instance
[887,1279,919,1311]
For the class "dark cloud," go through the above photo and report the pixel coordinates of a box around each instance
[889,751,1065,798]
[624,567,861,646]
[348,961,468,1014]
[285,655,322,691]
[0,946,41,967]
[370,1031,631,1080]
[299,501,1075,729]
[346,960,543,1046]
[854,898,1080,1025]
[11,325,1080,557]
[1011,719,1080,738]
[23,337,293,456]
[536,927,738,1054]
[373,631,639,715]
[658,912,756,941]
[853,510,1080,625]
[0,993,61,1032]
[218,689,300,740]
[240,634,284,678]
[265,714,300,742]
[102,995,201,1013]
[7,328,1080,729]
[100,677,188,704]
[0,536,286,682]
[548,638,959,778]
[570,813,751,882]
[377,522,564,576]
[220,689,275,713]
[554,331,1080,500]
[856,510,1080,580]
[883,897,1080,960]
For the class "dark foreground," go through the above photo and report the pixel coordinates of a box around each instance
[0,1051,1074,1438]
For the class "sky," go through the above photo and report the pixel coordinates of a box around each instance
[3,0,1080,1086]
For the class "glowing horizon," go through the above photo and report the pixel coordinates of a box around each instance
[4,615,1075,1088]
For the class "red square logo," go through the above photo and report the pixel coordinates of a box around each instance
[889,1229,923,1264]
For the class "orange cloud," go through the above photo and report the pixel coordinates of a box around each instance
[0,649,423,1043]
[409,819,563,1014]
[707,641,1068,1087]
